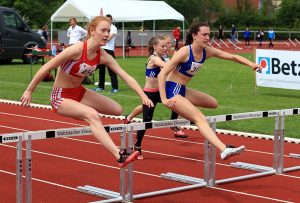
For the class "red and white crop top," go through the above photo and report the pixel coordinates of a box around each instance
[60,41,101,78]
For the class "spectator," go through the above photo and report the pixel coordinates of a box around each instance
[268,28,275,48]
[67,17,87,45]
[94,14,119,93]
[231,24,237,44]
[257,29,264,47]
[37,25,48,43]
[218,25,224,40]
[244,27,251,47]
[126,31,135,48]
[42,25,49,43]
[172,26,181,51]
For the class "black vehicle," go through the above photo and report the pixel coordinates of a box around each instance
[0,6,46,64]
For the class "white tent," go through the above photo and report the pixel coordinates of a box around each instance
[50,0,185,57]
[51,0,184,22]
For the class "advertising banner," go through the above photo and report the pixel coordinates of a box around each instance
[256,49,300,90]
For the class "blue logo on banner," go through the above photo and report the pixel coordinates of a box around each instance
[258,57,271,74]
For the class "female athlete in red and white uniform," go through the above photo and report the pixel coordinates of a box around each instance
[21,16,153,167]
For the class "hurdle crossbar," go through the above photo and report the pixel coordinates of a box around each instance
[158,108,300,203]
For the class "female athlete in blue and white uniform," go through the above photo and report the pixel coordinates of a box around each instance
[158,22,261,160]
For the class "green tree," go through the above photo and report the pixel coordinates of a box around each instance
[277,0,300,28]
[11,0,64,28]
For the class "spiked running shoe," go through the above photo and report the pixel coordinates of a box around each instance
[221,145,245,160]
[117,149,139,168]
[134,145,143,160]
[172,127,188,138]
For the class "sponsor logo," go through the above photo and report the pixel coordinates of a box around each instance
[232,112,262,120]
[3,136,19,141]
[153,121,174,128]
[110,126,124,132]
[56,129,81,136]
[258,57,300,76]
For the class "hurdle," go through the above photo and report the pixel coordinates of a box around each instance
[0,119,190,203]
[211,39,221,48]
[219,39,229,47]
[227,39,242,50]
[158,108,300,196]
[288,38,297,47]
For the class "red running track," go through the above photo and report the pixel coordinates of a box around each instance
[0,102,300,203]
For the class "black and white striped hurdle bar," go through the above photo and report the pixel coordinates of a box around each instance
[0,119,190,203]
[0,119,190,144]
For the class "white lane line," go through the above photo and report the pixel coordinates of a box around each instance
[0,144,296,203]
[0,125,26,131]
[0,112,86,127]
[0,169,76,191]
[0,112,298,167]
[212,187,294,203]
[0,144,159,178]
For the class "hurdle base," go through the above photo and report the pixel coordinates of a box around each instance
[230,162,273,172]
[77,185,120,199]
[288,153,300,159]
[160,172,205,185]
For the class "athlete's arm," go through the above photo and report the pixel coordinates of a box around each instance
[150,55,166,68]
[20,43,82,107]
[207,46,261,71]
[102,51,154,107]
[158,46,188,100]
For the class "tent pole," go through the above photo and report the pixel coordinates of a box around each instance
[153,20,155,37]
[182,20,185,44]
[122,22,125,59]
[51,20,53,48]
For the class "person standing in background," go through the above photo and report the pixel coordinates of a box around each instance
[172,26,181,51]
[268,28,275,48]
[67,17,87,45]
[244,27,251,48]
[94,14,119,93]
[218,25,224,41]
[231,24,237,44]
[257,29,264,47]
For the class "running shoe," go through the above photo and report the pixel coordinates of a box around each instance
[117,149,139,168]
[172,127,188,138]
[110,89,119,93]
[134,145,143,160]
[92,87,105,92]
[221,145,245,160]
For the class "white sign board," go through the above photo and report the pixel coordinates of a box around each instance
[256,49,300,90]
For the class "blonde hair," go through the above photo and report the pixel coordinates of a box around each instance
[86,16,110,39]
[148,35,165,56]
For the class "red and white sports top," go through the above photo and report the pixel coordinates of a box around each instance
[60,41,101,78]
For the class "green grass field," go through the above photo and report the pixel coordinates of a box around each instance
[1,54,300,138]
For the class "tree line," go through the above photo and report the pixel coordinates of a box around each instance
[0,0,299,30]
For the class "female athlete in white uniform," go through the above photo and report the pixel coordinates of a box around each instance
[158,22,261,160]
[21,16,153,167]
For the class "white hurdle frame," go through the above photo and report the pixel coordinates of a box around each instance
[0,119,190,203]
[156,108,300,202]
[1,108,300,203]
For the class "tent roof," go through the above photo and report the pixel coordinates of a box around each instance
[51,0,184,22]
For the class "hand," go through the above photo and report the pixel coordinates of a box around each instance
[142,97,154,108]
[252,63,262,72]
[20,90,32,107]
[162,98,176,109]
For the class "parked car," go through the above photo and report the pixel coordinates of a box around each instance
[0,6,46,64]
